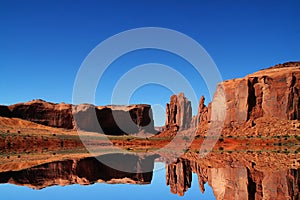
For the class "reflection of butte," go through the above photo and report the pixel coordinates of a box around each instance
[166,154,300,200]
[0,154,157,189]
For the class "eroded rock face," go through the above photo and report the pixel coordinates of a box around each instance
[0,154,156,189]
[165,93,192,131]
[5,100,155,135]
[210,62,300,127]
[191,96,209,128]
[8,100,73,129]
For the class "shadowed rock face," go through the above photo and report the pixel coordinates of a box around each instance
[0,105,11,117]
[210,62,300,127]
[4,100,155,135]
[0,154,156,189]
[73,104,155,135]
[165,93,192,131]
[166,158,300,200]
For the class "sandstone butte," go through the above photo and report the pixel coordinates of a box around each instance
[163,61,300,137]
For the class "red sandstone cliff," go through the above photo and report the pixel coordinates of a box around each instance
[164,62,300,133]
[165,93,192,131]
[73,104,155,134]
[209,62,300,128]
[8,100,74,129]
[1,99,155,135]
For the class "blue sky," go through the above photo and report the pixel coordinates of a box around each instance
[0,0,299,125]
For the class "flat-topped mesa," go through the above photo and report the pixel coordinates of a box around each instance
[165,93,192,131]
[3,99,155,135]
[73,104,155,135]
[211,61,300,128]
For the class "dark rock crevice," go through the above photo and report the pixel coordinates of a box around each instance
[247,77,258,121]
[247,167,256,200]
[287,74,299,120]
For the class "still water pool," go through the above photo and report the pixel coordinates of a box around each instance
[0,162,215,200]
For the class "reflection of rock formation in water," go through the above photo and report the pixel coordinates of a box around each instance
[166,158,300,200]
[0,154,156,189]
[166,158,192,196]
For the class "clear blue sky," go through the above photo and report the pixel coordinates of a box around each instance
[1,0,299,125]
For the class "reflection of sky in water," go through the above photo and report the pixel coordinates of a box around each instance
[0,162,215,200]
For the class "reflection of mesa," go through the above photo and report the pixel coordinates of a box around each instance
[0,154,157,189]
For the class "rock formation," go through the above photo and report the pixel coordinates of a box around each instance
[164,62,300,133]
[0,105,11,117]
[166,157,300,200]
[8,99,73,129]
[73,104,155,135]
[0,154,156,189]
[165,93,192,131]
[211,62,300,127]
[2,99,155,135]
[191,96,209,128]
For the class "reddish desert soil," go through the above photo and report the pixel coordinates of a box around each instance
[0,116,299,162]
